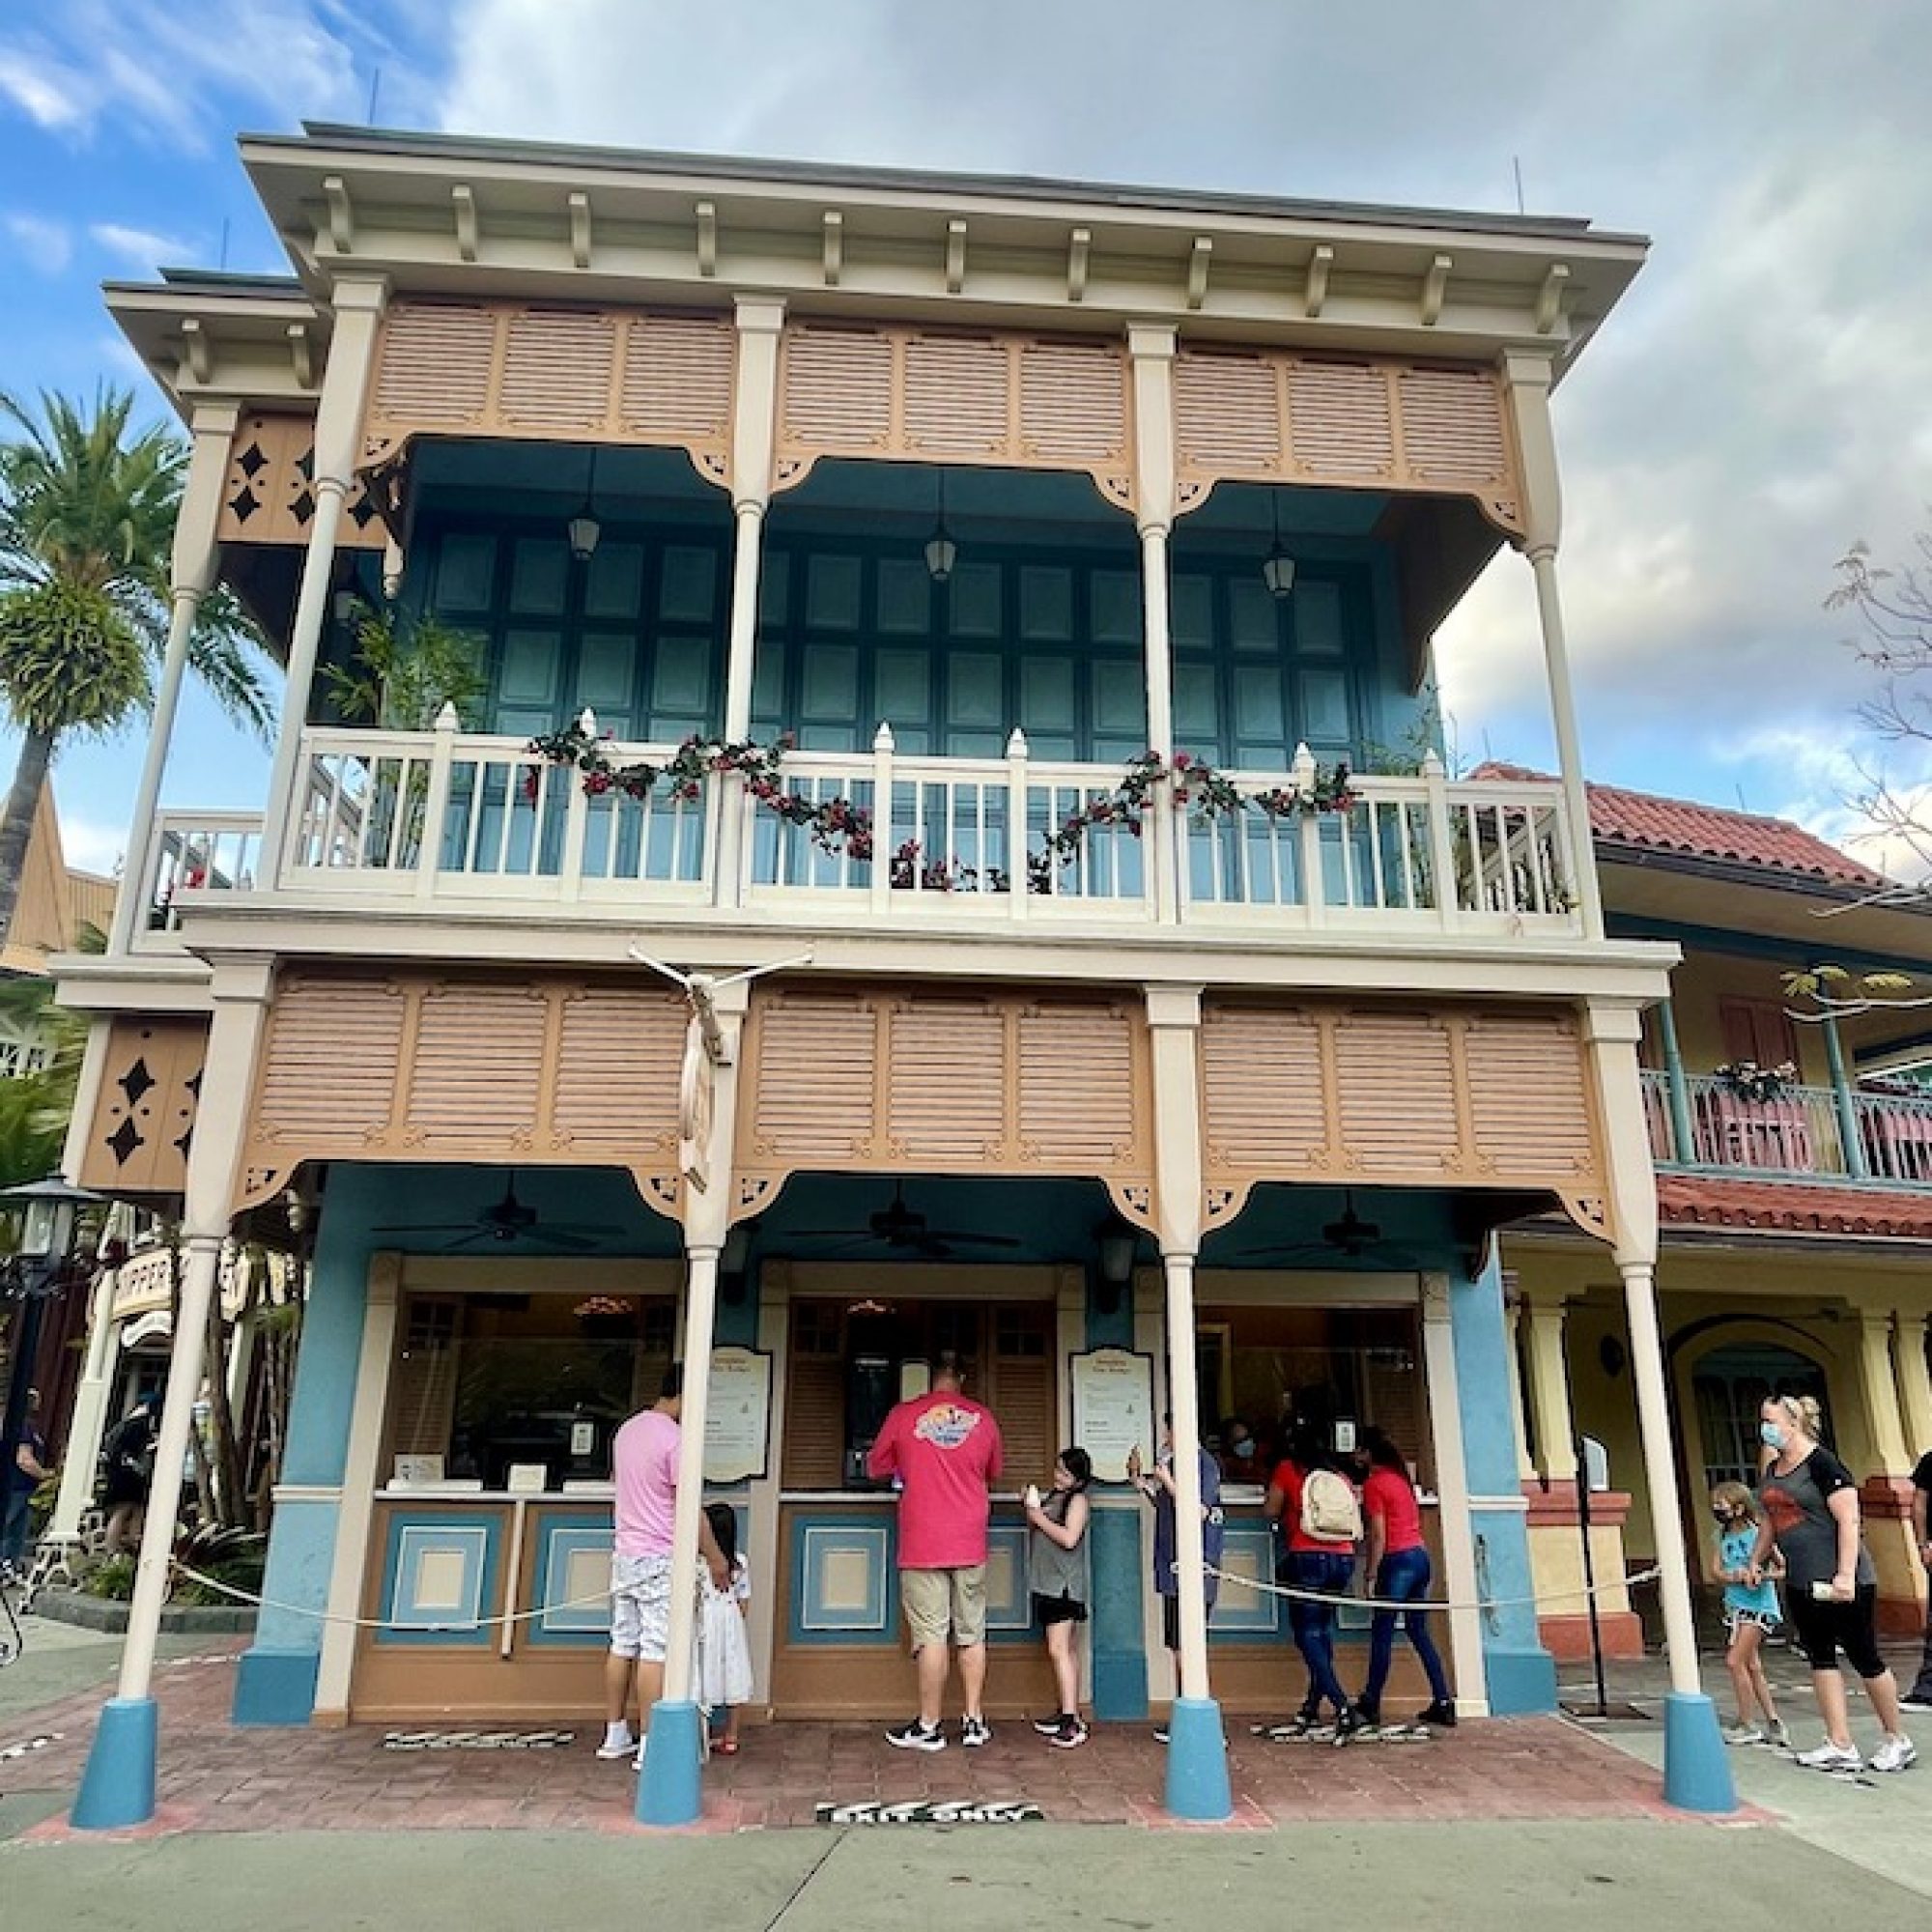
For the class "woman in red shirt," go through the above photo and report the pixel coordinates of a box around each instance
[1264,1427,1362,1736]
[1356,1428,1454,1728]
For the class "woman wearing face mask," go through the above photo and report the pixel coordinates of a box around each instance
[1217,1417,1262,1484]
[1753,1394,1915,1774]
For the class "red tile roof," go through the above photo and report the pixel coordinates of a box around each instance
[1658,1173,1932,1241]
[1472,764,1889,890]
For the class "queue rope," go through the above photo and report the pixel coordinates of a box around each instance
[1197,1560,1663,1616]
[163,1553,1662,1636]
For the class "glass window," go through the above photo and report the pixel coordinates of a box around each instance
[1171,574,1213,650]
[575,634,637,718]
[1293,580,1346,656]
[1227,577,1278,653]
[388,1292,677,1490]
[759,551,790,627]
[1019,566,1073,641]
[1090,569,1141,646]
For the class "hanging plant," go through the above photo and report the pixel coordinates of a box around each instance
[1249,757,1356,818]
[1713,1060,1799,1105]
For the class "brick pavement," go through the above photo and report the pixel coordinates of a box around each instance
[1,1648,1716,1838]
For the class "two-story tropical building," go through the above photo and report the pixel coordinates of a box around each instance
[57,124,1733,1828]
[1494,776,1932,1655]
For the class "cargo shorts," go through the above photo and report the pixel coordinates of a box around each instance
[900,1564,987,1650]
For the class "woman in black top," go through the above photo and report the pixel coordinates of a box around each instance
[1751,1393,1915,1774]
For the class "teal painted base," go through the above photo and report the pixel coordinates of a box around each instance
[233,1647,321,1725]
[1092,1651,1149,1722]
[1662,1690,1737,1814]
[71,1696,157,1831]
[1483,1643,1559,1716]
[1163,1696,1232,1821]
[635,1699,703,1826]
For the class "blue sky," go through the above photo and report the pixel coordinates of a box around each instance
[3,1,1929,880]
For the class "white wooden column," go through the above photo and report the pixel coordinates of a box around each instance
[258,275,389,874]
[1586,1002,1703,1698]
[1856,1310,1914,1474]
[1128,325,1180,923]
[112,957,273,1704]
[1521,1287,1580,1484]
[48,1258,126,1541]
[1419,1271,1488,1715]
[313,1253,401,1717]
[714,298,785,909]
[1503,1294,1538,1485]
[1893,1306,1932,1464]
[1144,983,1211,1697]
[107,399,239,955]
[1501,348,1604,941]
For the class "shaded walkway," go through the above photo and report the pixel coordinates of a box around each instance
[4,1646,1708,1837]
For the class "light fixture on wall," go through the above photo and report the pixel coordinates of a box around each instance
[1262,490,1295,600]
[1094,1218,1139,1315]
[567,446,603,563]
[924,469,957,583]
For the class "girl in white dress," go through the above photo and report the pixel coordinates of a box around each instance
[696,1502,753,1752]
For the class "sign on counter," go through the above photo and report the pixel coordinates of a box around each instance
[1069,1347,1156,1484]
[704,1345,774,1484]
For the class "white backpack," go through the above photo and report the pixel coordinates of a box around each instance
[1299,1467,1363,1543]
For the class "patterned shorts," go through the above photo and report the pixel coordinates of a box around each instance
[1723,1604,1780,1637]
[610,1552,673,1662]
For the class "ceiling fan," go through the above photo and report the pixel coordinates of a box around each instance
[373,1175,623,1254]
[789,1181,1024,1261]
[1229,1191,1420,1268]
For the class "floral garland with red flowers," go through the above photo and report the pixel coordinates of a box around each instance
[526,727,1355,893]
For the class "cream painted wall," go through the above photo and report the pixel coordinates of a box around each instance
[1652,950,1826,1083]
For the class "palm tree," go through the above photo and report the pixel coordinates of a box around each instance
[0,387,273,937]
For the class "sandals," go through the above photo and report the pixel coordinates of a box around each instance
[715,1738,741,1756]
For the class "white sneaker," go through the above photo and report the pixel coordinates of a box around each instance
[1720,1723,1764,1747]
[1764,1719,1793,1750]
[596,1726,636,1761]
[1795,1741,1862,1773]
[1870,1735,1918,1775]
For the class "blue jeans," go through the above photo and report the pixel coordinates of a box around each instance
[1363,1546,1450,1709]
[1288,1548,1355,1715]
[1,1487,32,1570]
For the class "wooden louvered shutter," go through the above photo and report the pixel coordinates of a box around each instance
[988,1303,1054,1482]
[781,1302,845,1489]
[389,1297,461,1463]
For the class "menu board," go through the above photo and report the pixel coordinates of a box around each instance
[1069,1347,1156,1484]
[704,1345,774,1484]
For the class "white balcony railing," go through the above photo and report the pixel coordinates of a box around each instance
[127,719,1587,949]
[1641,1068,1932,1188]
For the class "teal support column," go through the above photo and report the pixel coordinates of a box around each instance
[232,1174,378,1725]
[1085,1273,1149,1721]
[1656,999,1697,1165]
[1452,1256,1557,1714]
[1821,1015,1869,1179]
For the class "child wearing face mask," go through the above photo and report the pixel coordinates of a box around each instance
[1709,1481,1789,1748]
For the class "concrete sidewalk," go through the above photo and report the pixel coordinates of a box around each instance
[0,1820,1918,1932]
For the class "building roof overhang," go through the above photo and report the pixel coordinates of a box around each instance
[229,122,1646,368]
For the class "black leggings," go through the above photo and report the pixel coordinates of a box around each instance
[1788,1584,1887,1677]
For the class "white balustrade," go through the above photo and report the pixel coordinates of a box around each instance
[125,724,1583,946]
[129,810,268,952]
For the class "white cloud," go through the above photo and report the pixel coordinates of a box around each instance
[0,49,86,129]
[89,221,196,271]
[2,211,71,273]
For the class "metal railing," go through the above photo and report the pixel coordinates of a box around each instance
[1641,1068,1932,1187]
[125,719,1586,945]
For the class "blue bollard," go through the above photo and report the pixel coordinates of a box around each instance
[1163,1694,1233,1820]
[1662,1689,1737,1813]
[71,1696,159,1832]
[634,1698,704,1826]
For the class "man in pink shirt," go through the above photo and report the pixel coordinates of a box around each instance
[867,1350,1005,1750]
[600,1364,727,1766]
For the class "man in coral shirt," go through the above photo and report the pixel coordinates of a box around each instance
[867,1351,1005,1751]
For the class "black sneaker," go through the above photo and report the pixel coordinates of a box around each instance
[1152,1725,1170,1744]
[1032,1714,1065,1736]
[961,1715,992,1748]
[886,1719,946,1752]
[1048,1716,1089,1749]
[1332,1705,1369,1745]
[1417,1700,1458,1729]
[1354,1701,1381,1730]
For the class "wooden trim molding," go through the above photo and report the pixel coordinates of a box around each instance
[1172,346,1524,536]
[1199,998,1606,1236]
[356,297,738,493]
[215,411,387,550]
[770,321,1136,511]
[731,983,1156,1229]
[232,967,687,1215]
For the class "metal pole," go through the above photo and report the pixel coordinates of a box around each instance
[1576,1438,1607,1718]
